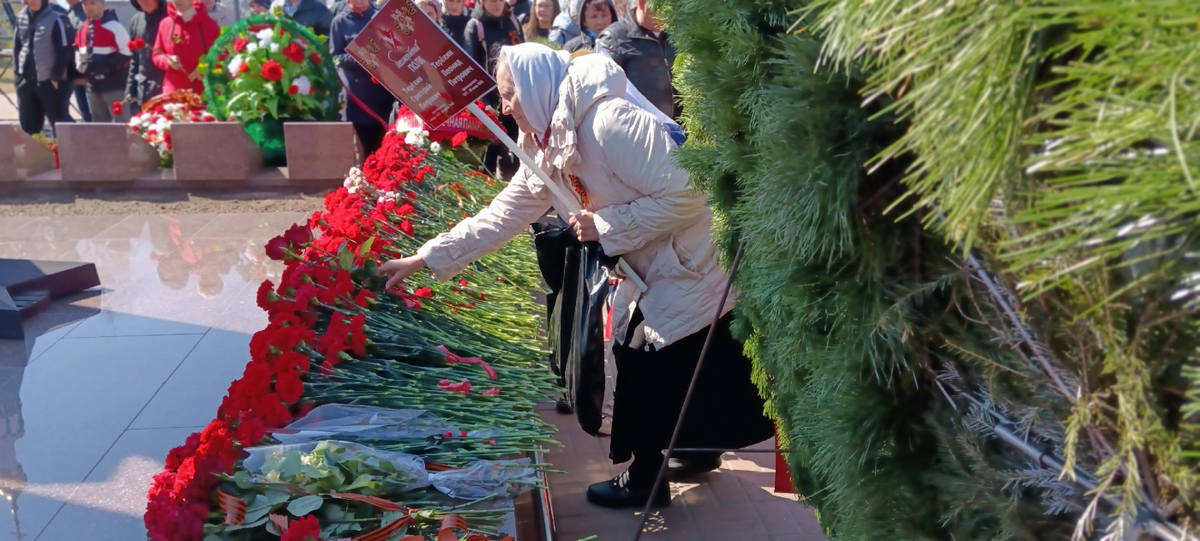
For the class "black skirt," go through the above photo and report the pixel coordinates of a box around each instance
[609,310,775,464]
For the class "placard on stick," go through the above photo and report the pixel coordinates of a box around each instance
[345,0,495,128]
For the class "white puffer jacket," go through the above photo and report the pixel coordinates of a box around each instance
[416,54,732,349]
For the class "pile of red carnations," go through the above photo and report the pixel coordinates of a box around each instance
[145,121,554,541]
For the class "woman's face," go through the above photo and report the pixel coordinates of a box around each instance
[443,0,463,15]
[534,0,554,26]
[248,2,266,13]
[419,3,437,19]
[497,62,536,135]
[347,0,368,13]
[583,1,611,34]
[482,0,504,17]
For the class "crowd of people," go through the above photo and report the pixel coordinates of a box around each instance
[12,0,678,169]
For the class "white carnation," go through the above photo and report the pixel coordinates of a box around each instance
[293,75,312,96]
[429,142,441,153]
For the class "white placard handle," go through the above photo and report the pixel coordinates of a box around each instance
[467,103,649,293]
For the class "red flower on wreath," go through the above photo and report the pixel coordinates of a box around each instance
[260,59,283,82]
[281,515,321,541]
[288,84,299,95]
[309,52,321,65]
[232,36,249,53]
[282,42,305,64]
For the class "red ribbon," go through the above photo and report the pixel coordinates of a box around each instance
[436,345,497,380]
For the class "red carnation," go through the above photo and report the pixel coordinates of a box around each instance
[282,42,305,63]
[111,101,123,116]
[414,287,433,298]
[234,415,265,445]
[275,369,304,404]
[309,52,321,64]
[288,84,298,95]
[349,313,368,356]
[260,59,283,82]
[128,37,146,50]
[284,223,312,246]
[265,235,290,260]
[239,61,250,74]
[399,220,414,236]
[251,393,292,427]
[281,515,321,541]
[354,289,376,308]
[451,131,469,148]
[232,36,248,53]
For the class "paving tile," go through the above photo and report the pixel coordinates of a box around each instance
[0,215,124,243]
[18,335,201,484]
[190,212,310,240]
[129,329,251,429]
[36,427,197,541]
[92,215,217,240]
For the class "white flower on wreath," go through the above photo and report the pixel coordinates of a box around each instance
[246,42,259,54]
[292,75,312,96]
[268,41,280,53]
[255,28,275,45]
[228,55,245,76]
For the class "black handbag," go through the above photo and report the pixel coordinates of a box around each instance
[532,224,614,436]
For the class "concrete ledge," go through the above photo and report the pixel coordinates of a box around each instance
[0,124,56,182]
[172,122,264,182]
[284,122,362,181]
[57,123,160,182]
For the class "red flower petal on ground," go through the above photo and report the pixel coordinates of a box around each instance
[438,379,471,395]
[451,131,469,148]
[232,36,248,52]
[483,387,500,396]
[281,42,305,63]
[280,514,321,541]
[260,59,283,82]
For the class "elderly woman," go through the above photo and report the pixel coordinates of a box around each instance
[379,43,773,509]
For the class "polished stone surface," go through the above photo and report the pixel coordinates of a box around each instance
[172,123,264,182]
[0,212,296,540]
[55,124,160,182]
[283,122,362,181]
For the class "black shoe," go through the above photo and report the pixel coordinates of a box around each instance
[556,398,574,415]
[667,454,723,480]
[586,469,671,509]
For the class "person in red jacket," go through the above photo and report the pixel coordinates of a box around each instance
[151,0,217,95]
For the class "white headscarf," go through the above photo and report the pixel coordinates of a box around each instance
[501,43,571,139]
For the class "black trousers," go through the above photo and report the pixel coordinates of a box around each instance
[484,113,520,180]
[609,310,775,473]
[17,77,70,136]
[354,123,388,158]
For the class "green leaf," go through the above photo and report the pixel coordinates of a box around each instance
[339,248,354,270]
[343,473,374,492]
[380,510,406,527]
[287,494,324,516]
[242,494,273,525]
[263,488,292,506]
[276,451,302,479]
[226,514,269,531]
[266,96,279,118]
[360,236,376,256]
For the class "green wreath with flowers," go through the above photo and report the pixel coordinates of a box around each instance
[201,15,340,162]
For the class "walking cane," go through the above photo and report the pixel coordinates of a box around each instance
[631,240,746,541]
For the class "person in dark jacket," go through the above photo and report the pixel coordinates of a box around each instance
[126,0,167,107]
[329,0,394,156]
[596,0,677,119]
[248,0,269,15]
[463,0,523,179]
[506,0,528,25]
[60,0,91,121]
[546,0,578,45]
[14,0,74,135]
[562,0,612,53]
[440,0,470,50]
[278,0,333,36]
[74,0,132,122]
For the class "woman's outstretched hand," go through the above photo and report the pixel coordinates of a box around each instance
[379,255,427,291]
[568,210,599,242]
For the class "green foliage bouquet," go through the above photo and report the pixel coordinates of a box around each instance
[202,15,338,123]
